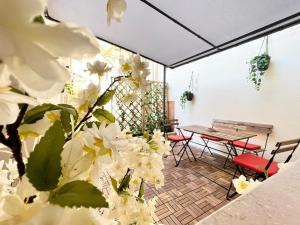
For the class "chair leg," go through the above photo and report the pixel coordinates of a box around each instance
[177,142,184,155]
[200,138,212,158]
[186,143,197,161]
[226,166,239,200]
[171,148,178,166]
[176,145,187,167]
[223,144,233,169]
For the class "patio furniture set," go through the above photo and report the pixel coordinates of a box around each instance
[166,119,300,199]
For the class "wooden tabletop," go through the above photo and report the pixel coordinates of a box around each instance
[178,125,257,142]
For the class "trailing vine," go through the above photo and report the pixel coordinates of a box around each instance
[247,36,271,91]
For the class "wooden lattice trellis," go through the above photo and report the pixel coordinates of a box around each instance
[111,79,167,135]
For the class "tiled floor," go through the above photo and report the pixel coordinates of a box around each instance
[144,145,238,225]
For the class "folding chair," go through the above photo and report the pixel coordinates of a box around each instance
[165,120,195,166]
[200,134,220,157]
[226,138,300,199]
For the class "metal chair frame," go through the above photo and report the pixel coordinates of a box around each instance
[226,138,300,199]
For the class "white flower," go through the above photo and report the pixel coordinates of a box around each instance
[5,159,18,180]
[0,0,99,99]
[233,175,249,194]
[18,110,60,139]
[0,194,43,224]
[121,93,138,105]
[87,60,111,77]
[233,175,261,194]
[107,0,127,25]
[277,162,293,172]
[74,83,100,113]
[107,192,156,225]
[120,55,150,95]
[0,69,36,125]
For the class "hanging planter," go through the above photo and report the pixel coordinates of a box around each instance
[247,36,271,91]
[180,73,194,109]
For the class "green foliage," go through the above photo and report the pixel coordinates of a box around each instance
[26,121,65,191]
[138,181,144,199]
[97,89,116,106]
[110,177,118,193]
[93,108,116,123]
[23,103,78,125]
[248,53,271,91]
[143,131,150,141]
[32,15,45,24]
[118,174,131,193]
[49,180,108,208]
[180,91,193,109]
[110,174,131,195]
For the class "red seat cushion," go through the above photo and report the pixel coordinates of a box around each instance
[201,134,221,142]
[231,140,261,151]
[233,153,279,176]
[168,134,191,142]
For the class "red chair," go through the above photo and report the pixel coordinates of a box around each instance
[224,139,262,169]
[165,120,195,166]
[226,138,300,199]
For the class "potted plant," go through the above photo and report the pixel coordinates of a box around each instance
[247,36,271,91]
[180,73,194,108]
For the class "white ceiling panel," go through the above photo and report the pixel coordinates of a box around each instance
[47,0,300,68]
[148,0,300,45]
[47,0,212,66]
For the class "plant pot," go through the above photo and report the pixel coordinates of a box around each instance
[186,92,194,101]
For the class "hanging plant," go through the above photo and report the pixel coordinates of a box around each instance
[180,91,194,108]
[180,73,194,109]
[247,36,271,91]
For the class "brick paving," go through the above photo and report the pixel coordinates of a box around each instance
[144,145,238,225]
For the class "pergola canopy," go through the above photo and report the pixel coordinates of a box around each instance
[47,0,300,68]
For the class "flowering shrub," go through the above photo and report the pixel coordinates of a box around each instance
[0,0,170,224]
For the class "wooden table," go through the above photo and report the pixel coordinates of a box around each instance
[179,125,256,142]
[177,125,257,166]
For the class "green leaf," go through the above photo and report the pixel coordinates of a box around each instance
[118,175,131,192]
[110,177,118,193]
[23,103,78,124]
[33,15,45,24]
[96,89,116,106]
[49,180,108,208]
[143,131,150,141]
[93,108,115,123]
[26,121,65,191]
[60,110,72,133]
[138,182,144,198]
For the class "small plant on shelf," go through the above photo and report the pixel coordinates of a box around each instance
[247,36,271,91]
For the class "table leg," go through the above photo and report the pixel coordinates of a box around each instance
[175,129,195,166]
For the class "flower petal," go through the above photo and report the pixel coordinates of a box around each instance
[0,101,19,125]
[0,92,36,105]
[5,56,68,99]
[0,0,46,23]
[4,37,70,98]
[13,36,69,82]
[29,24,100,58]
[0,27,16,59]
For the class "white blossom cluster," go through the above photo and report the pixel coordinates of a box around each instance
[0,0,170,224]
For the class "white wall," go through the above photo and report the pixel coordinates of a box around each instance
[167,25,300,160]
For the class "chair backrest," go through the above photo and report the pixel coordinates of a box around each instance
[212,119,273,151]
[163,119,179,135]
[165,119,179,127]
[265,138,300,171]
[212,119,273,134]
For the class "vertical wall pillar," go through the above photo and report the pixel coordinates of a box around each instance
[163,66,167,135]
